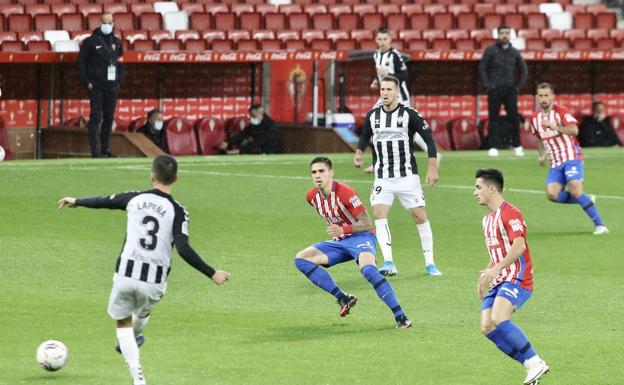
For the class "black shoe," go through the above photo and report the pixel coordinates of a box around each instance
[102,151,118,158]
[115,335,145,353]
[337,294,357,317]
[395,315,412,329]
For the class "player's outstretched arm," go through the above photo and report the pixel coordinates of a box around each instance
[174,235,230,285]
[58,197,77,208]
[58,192,138,210]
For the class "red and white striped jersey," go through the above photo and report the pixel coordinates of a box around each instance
[482,201,534,291]
[530,104,582,168]
[306,182,367,238]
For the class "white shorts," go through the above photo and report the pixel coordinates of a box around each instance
[107,274,167,320]
[370,174,426,209]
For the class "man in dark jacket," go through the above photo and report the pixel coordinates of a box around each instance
[138,109,168,153]
[479,25,528,157]
[220,104,281,154]
[77,13,124,158]
[579,101,622,147]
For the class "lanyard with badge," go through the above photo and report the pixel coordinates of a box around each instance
[99,36,117,81]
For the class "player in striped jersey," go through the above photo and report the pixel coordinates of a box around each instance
[294,157,411,328]
[531,83,608,235]
[354,75,442,277]
[474,169,549,385]
[58,155,230,385]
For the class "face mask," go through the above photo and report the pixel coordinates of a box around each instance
[154,121,163,131]
[250,117,261,125]
[101,24,113,35]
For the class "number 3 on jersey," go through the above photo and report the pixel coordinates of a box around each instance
[140,216,160,250]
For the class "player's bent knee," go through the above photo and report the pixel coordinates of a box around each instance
[489,313,510,327]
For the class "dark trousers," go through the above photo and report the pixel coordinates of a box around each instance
[88,86,118,157]
[487,86,521,149]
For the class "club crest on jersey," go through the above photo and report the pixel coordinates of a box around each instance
[509,219,523,232]
[397,116,404,125]
[349,195,362,208]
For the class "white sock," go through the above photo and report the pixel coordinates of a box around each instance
[375,219,393,263]
[133,314,150,336]
[116,327,146,385]
[523,355,542,368]
[416,221,435,266]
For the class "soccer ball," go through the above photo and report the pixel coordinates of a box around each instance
[36,340,68,371]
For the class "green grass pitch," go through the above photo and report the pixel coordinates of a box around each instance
[1,148,623,385]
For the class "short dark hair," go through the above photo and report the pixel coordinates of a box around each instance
[248,103,263,113]
[380,75,400,87]
[310,156,332,170]
[152,155,177,185]
[537,82,555,93]
[475,168,504,192]
[147,109,162,120]
[497,24,511,33]
[376,27,390,36]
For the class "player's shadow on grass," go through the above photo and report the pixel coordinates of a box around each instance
[248,323,394,343]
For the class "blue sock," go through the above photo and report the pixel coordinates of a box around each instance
[486,328,514,358]
[294,258,347,300]
[496,320,537,365]
[361,264,404,318]
[577,193,604,226]
[556,190,577,204]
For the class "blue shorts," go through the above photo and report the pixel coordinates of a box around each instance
[481,282,533,311]
[313,232,377,267]
[546,160,584,186]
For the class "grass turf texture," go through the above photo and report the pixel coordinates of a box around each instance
[1,148,623,385]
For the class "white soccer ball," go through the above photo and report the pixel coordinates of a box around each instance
[36,340,68,372]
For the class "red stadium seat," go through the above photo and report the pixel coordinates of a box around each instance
[211,39,233,51]
[195,117,226,155]
[184,38,206,51]
[595,37,616,49]
[572,38,593,50]
[328,4,351,18]
[424,4,446,15]
[265,12,286,30]
[214,12,236,30]
[457,13,478,30]
[408,39,428,50]
[159,39,181,51]
[549,37,570,50]
[204,4,229,15]
[495,4,518,14]
[276,30,300,43]
[260,39,281,51]
[586,4,608,14]
[61,13,84,32]
[312,13,333,31]
[8,14,32,33]
[359,39,377,50]
[0,4,23,18]
[123,30,149,44]
[34,13,58,32]
[431,38,452,50]
[449,118,480,150]
[279,4,303,16]
[113,13,135,32]
[471,29,493,41]
[130,4,153,18]
[237,39,258,50]
[409,14,429,30]
[455,38,476,50]
[337,13,359,30]
[228,30,250,42]
[527,13,548,30]
[326,30,348,43]
[595,13,616,29]
[525,38,546,50]
[432,13,453,30]
[361,13,383,31]
[112,118,130,133]
[225,116,250,139]
[180,3,204,15]
[478,38,496,49]
[429,119,452,151]
[132,39,156,52]
[103,3,127,14]
[351,29,373,42]
[474,3,494,17]
[387,13,407,31]
[446,29,469,41]
[301,30,324,43]
[335,38,356,51]
[352,4,375,17]
[150,30,172,44]
[541,29,562,42]
[563,29,586,40]
[518,4,540,14]
[610,29,624,42]
[255,4,278,17]
[175,29,200,42]
[166,118,199,156]
[27,40,52,51]
[423,30,445,42]
[252,30,276,41]
[378,4,400,16]
[587,29,608,41]
[86,13,104,30]
[303,4,327,17]
[288,12,309,30]
[18,31,42,44]
[240,12,261,30]
[565,4,586,14]
[504,13,525,31]
[1,40,24,52]
[574,13,593,29]
[401,4,424,16]
[139,13,163,32]
[482,13,503,30]
[25,4,51,17]
[310,38,332,51]
[518,29,539,39]
[399,30,422,41]
[230,3,254,16]
[190,13,212,30]
[78,4,102,18]
[0,31,16,44]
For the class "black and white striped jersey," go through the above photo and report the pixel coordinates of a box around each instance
[358,105,437,179]
[75,188,216,284]
[373,49,411,104]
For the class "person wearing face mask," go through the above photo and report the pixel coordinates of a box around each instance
[138,109,168,153]
[219,104,281,155]
[579,101,622,147]
[77,13,124,158]
[479,24,528,158]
